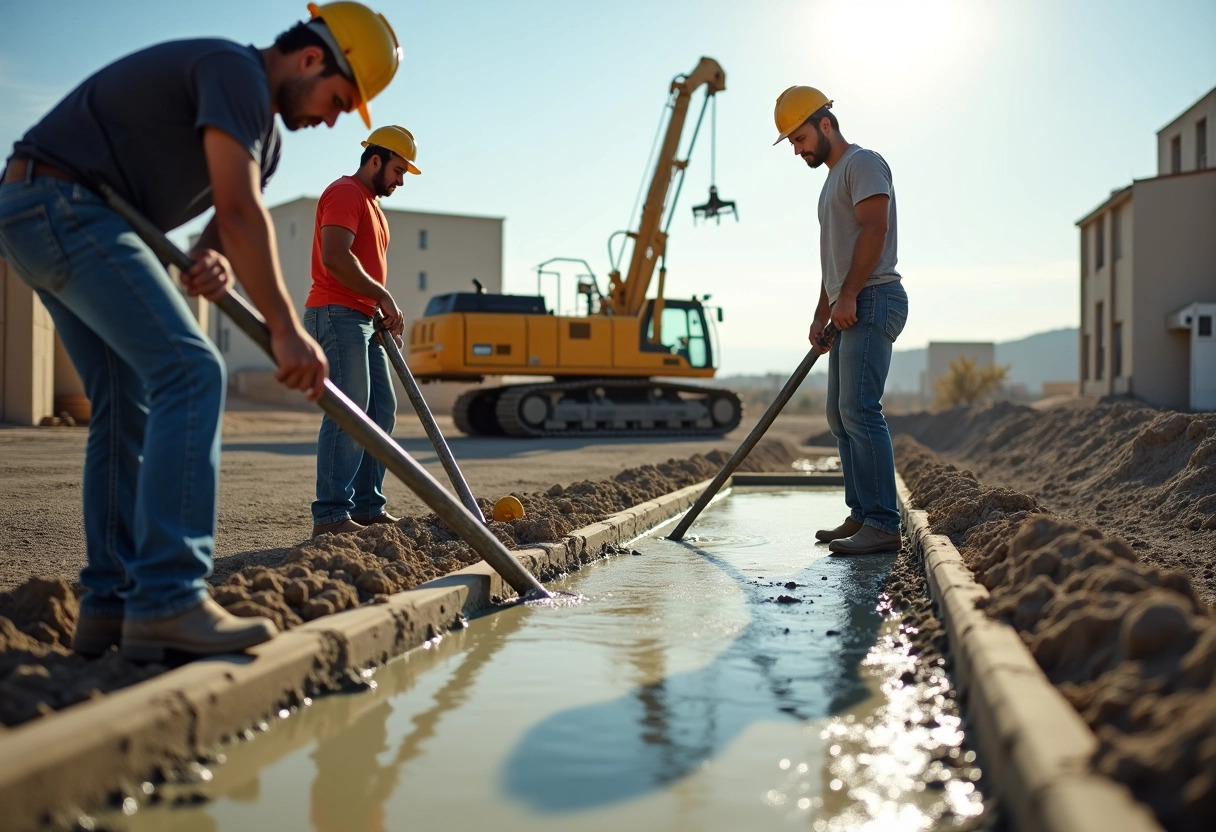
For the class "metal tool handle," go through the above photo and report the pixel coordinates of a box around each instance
[668,323,838,541]
[374,313,484,520]
[99,183,547,599]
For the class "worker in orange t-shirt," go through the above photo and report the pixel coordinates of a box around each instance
[304,126,420,538]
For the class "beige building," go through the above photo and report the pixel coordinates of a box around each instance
[921,341,995,401]
[0,199,502,425]
[1077,86,1216,411]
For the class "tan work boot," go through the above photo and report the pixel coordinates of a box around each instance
[121,598,278,662]
[350,512,399,526]
[815,517,862,543]
[828,525,902,555]
[73,613,124,657]
[312,518,366,538]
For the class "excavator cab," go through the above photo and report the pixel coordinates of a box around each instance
[640,299,715,369]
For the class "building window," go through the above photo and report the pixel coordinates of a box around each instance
[419,229,428,250]
[1080,226,1089,276]
[1081,334,1090,381]
[1112,321,1123,378]
[1112,207,1122,260]
[418,271,427,291]
[1199,118,1208,169]
[1170,135,1182,174]
[1095,302,1105,381]
[289,221,296,239]
[1095,217,1105,270]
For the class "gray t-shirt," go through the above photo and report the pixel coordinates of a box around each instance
[14,39,281,232]
[818,144,901,304]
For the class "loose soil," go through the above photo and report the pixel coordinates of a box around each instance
[0,438,802,731]
[860,398,1216,832]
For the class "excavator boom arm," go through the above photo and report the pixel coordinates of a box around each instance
[606,57,725,317]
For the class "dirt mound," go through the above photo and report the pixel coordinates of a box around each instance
[898,435,1216,832]
[0,440,799,729]
[864,400,1216,606]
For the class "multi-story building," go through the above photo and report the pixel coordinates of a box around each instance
[1077,86,1216,411]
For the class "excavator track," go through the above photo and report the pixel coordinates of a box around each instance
[452,379,742,438]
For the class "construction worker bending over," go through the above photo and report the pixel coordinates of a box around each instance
[305,126,419,538]
[774,87,909,555]
[0,3,402,661]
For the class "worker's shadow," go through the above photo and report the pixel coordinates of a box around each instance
[501,542,891,813]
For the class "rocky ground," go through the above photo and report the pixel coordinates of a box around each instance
[0,438,802,730]
[847,399,1216,832]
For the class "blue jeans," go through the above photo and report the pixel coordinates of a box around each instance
[0,176,220,619]
[304,305,396,524]
[825,283,909,535]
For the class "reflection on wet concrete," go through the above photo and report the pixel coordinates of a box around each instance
[502,495,890,812]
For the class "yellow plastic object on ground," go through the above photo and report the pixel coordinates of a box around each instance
[307,1,402,128]
[772,85,833,144]
[362,125,421,174]
[493,496,525,522]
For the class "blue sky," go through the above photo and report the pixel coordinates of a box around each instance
[3,0,1215,375]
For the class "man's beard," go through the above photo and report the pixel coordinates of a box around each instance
[372,166,396,197]
[802,128,832,169]
[278,75,323,131]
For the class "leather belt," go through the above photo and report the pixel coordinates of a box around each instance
[2,156,77,186]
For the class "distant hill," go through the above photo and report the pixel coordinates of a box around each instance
[879,328,1078,394]
[722,328,1078,396]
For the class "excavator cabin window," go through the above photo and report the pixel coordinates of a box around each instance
[642,300,712,368]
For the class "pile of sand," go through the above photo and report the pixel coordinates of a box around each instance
[0,439,800,730]
[811,399,1216,604]
[898,434,1216,832]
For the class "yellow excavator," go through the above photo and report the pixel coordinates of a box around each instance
[406,57,742,437]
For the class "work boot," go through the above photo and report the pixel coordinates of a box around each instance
[815,517,862,543]
[312,518,366,538]
[350,512,399,526]
[121,598,278,662]
[828,525,902,555]
[72,613,124,657]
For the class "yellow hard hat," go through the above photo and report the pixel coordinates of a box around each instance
[492,496,525,522]
[772,85,833,145]
[307,2,402,129]
[362,125,421,174]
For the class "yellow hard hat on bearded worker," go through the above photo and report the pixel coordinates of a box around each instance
[772,85,833,145]
[307,2,402,129]
[362,125,421,174]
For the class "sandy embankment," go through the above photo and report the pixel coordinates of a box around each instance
[0,439,802,730]
[861,400,1216,832]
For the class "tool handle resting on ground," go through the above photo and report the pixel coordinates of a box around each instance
[668,324,838,541]
[374,313,484,521]
[99,183,547,599]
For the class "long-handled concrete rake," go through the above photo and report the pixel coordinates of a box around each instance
[668,324,838,541]
[373,313,486,521]
[99,183,548,600]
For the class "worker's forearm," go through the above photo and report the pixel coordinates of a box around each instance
[837,225,887,301]
[322,250,387,301]
[214,204,299,335]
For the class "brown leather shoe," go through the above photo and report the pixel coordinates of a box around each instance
[815,517,862,543]
[350,512,399,526]
[73,613,124,657]
[828,525,902,555]
[312,518,366,538]
[121,598,277,662]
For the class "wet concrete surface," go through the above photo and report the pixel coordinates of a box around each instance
[98,488,987,831]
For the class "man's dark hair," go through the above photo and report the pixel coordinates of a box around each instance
[273,22,344,77]
[803,105,839,133]
[360,144,393,167]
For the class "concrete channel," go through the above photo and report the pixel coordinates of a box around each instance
[0,471,1163,831]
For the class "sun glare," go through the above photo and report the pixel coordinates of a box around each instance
[805,0,979,102]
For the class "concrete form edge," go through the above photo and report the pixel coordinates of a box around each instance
[0,478,709,832]
[895,475,1162,832]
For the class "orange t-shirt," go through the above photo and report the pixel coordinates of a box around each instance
[305,175,389,315]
